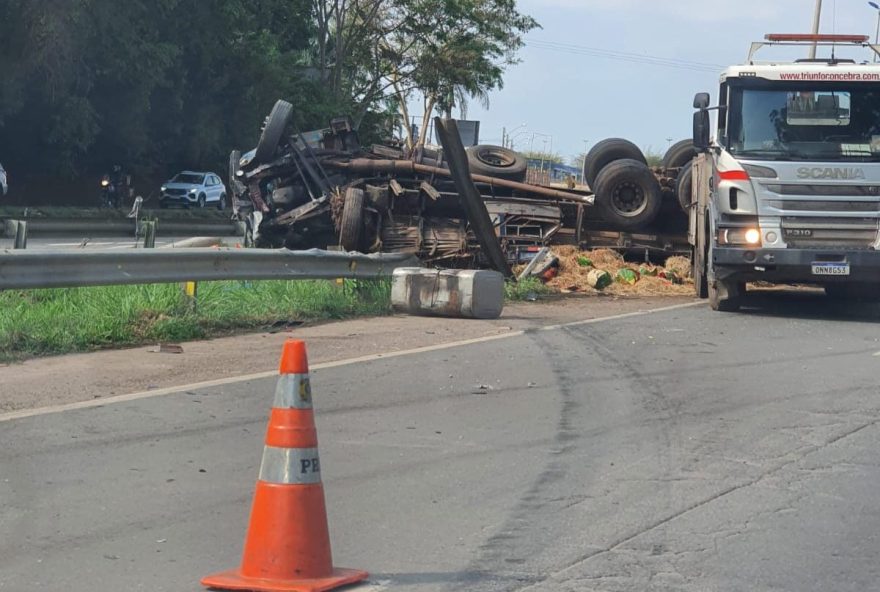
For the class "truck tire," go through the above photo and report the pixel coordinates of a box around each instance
[676,160,694,211]
[583,138,646,188]
[253,100,293,165]
[707,242,741,311]
[465,145,527,181]
[661,139,696,170]
[593,159,663,230]
[339,187,365,251]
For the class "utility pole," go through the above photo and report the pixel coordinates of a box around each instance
[809,0,822,59]
[502,127,507,148]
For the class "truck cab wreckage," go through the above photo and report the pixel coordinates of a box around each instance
[229,100,687,273]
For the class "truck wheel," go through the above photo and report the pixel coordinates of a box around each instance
[708,277,741,311]
[676,161,694,211]
[707,243,741,311]
[339,187,365,251]
[583,138,646,188]
[662,139,696,170]
[593,159,662,230]
[253,100,293,165]
[465,145,527,181]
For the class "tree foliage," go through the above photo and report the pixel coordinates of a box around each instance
[521,151,564,165]
[0,0,537,201]
[0,0,322,188]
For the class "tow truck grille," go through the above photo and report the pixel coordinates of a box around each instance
[768,200,880,212]
[782,216,879,249]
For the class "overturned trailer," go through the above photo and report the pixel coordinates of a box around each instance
[229,100,689,268]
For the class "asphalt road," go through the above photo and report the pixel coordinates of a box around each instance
[3,294,880,591]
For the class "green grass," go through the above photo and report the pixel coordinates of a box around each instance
[504,277,553,301]
[0,280,390,361]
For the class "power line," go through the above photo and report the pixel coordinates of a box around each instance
[525,38,726,73]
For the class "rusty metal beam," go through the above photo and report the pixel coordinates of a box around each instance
[434,118,513,278]
[323,159,593,205]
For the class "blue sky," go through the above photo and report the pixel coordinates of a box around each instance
[459,0,877,163]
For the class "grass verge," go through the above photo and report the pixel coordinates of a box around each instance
[0,279,390,362]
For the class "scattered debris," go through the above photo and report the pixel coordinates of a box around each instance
[157,343,184,354]
[517,246,693,296]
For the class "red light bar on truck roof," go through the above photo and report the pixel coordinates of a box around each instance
[765,33,870,43]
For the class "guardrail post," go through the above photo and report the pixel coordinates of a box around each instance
[141,220,156,248]
[182,281,198,311]
[13,220,28,250]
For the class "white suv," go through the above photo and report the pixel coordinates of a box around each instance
[159,171,227,209]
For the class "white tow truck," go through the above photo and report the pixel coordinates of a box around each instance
[690,33,880,311]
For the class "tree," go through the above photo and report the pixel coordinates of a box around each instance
[0,0,318,196]
[643,146,663,167]
[387,0,539,149]
[521,151,564,165]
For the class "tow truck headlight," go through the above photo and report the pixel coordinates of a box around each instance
[719,227,762,246]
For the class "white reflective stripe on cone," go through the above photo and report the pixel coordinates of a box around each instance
[258,446,322,485]
[273,374,313,409]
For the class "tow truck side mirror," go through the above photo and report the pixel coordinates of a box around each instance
[693,110,710,151]
[693,92,711,151]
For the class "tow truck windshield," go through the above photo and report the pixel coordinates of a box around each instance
[727,84,880,161]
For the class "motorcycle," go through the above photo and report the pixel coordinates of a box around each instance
[99,174,121,208]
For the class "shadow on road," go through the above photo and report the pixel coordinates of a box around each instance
[739,287,880,323]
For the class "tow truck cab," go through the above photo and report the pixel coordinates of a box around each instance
[691,33,880,311]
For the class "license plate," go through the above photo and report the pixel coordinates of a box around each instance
[811,262,850,276]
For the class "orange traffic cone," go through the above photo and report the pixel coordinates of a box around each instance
[202,339,368,592]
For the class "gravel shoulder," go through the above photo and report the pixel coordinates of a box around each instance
[0,294,695,413]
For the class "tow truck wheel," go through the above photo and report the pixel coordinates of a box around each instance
[339,187,365,252]
[707,238,741,311]
[708,277,741,312]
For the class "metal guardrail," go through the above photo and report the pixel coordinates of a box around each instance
[0,248,419,290]
[0,217,245,238]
